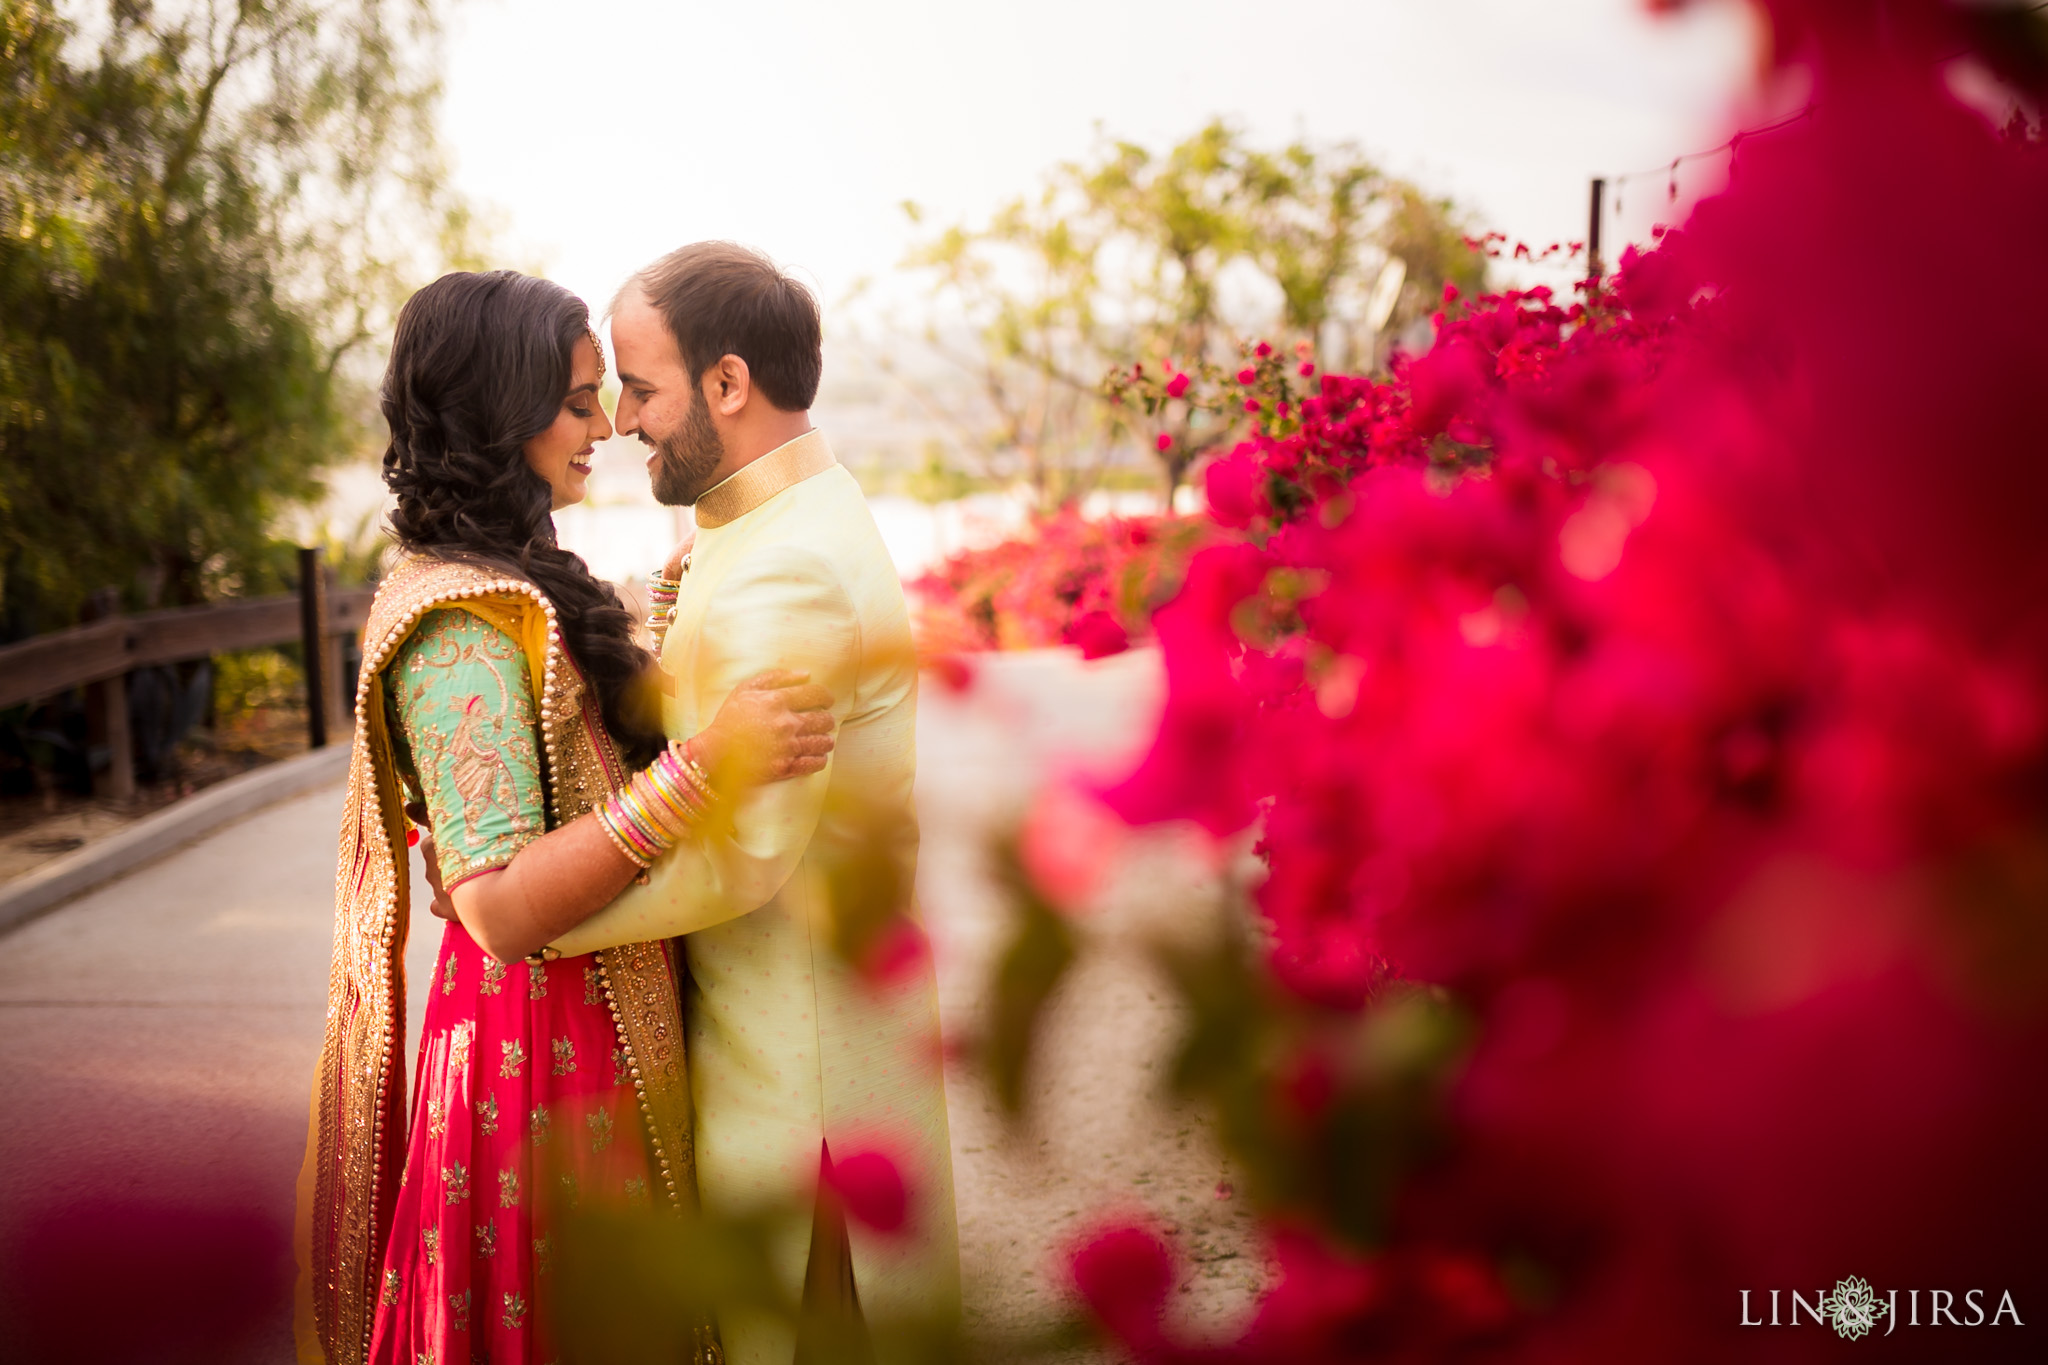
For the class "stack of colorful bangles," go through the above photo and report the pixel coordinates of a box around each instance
[595,739,717,868]
[646,569,683,650]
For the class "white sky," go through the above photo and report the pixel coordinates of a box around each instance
[440,0,1764,323]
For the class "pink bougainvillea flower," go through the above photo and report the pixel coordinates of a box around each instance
[1068,1221,1175,1354]
[1101,543,1267,836]
[923,652,977,694]
[1238,367,1258,385]
[1066,609,1130,661]
[1236,1228,1518,1360]
[1202,452,1262,531]
[1154,431,1173,452]
[1403,338,1488,440]
[1166,372,1191,399]
[856,915,929,987]
[823,1145,911,1234]
[1019,777,1128,911]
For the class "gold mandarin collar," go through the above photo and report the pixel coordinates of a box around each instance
[691,429,836,530]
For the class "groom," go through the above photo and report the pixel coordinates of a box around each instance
[549,242,958,1361]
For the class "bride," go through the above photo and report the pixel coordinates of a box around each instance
[296,270,829,1365]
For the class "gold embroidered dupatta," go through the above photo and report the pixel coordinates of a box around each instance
[294,556,696,1365]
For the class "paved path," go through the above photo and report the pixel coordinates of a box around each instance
[0,650,1263,1361]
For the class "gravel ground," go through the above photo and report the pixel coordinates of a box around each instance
[918,650,1268,1359]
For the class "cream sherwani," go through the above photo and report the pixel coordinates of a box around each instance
[551,431,958,1361]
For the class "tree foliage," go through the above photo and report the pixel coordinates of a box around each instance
[899,120,1486,503]
[0,0,471,635]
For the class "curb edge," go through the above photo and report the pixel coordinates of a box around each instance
[0,739,351,938]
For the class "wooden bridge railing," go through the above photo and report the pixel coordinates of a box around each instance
[0,547,373,799]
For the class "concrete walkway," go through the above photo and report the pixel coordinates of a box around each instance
[0,650,1263,1361]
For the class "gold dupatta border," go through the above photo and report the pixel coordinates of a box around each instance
[295,556,696,1365]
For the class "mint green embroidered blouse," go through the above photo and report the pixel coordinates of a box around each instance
[384,608,546,889]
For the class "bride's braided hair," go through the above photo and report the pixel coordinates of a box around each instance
[381,270,663,765]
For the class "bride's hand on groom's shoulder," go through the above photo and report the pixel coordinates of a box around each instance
[694,669,837,789]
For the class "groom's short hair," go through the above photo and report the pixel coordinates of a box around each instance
[619,242,822,411]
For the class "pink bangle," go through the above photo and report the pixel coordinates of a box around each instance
[595,740,717,870]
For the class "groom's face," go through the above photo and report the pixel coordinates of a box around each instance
[611,292,726,507]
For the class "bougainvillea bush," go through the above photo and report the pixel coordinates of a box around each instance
[911,509,1212,658]
[1018,3,2048,1362]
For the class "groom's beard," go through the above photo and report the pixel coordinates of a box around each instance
[647,388,726,506]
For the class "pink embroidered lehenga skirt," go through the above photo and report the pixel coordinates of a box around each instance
[366,921,660,1364]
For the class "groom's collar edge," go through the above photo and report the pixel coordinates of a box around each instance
[691,428,835,530]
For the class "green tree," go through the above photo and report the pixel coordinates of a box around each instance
[900,120,1486,503]
[0,0,472,636]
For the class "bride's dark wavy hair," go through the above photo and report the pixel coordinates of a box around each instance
[381,270,662,764]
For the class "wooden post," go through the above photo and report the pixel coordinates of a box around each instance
[299,546,329,749]
[82,590,136,802]
[319,559,346,732]
[1587,177,1607,283]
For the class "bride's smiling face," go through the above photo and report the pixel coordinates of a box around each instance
[523,335,612,510]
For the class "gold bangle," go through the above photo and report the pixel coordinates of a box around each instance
[670,739,715,797]
[595,802,655,868]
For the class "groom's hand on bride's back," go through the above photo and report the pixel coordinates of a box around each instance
[695,668,837,789]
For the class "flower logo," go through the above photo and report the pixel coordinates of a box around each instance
[1818,1276,1888,1341]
